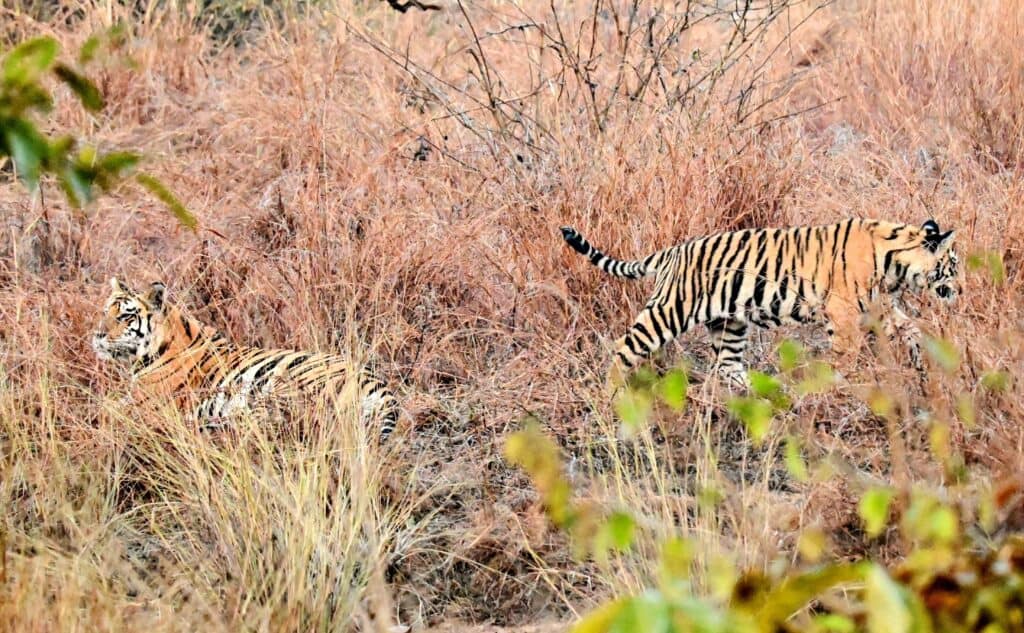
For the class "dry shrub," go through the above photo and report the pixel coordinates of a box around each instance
[1,0,1023,630]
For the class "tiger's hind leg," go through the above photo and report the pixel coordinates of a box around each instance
[707,318,750,390]
[608,301,686,394]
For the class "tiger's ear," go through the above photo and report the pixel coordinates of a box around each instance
[924,229,956,254]
[143,281,167,312]
[110,277,132,294]
[922,219,940,236]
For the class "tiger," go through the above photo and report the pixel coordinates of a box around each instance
[92,278,399,442]
[560,218,960,388]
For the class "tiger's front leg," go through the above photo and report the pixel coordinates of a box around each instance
[881,294,924,373]
[823,298,864,371]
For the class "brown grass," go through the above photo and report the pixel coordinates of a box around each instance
[1,0,1022,630]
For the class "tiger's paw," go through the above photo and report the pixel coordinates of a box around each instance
[715,366,751,393]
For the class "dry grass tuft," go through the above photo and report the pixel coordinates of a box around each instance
[1,0,1022,630]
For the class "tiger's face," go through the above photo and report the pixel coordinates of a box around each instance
[895,220,960,303]
[92,278,168,364]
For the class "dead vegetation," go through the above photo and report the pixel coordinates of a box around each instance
[1,0,1022,631]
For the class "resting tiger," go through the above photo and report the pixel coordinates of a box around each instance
[560,218,960,388]
[92,278,399,441]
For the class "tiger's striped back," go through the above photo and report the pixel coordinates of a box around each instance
[92,279,399,441]
[560,218,960,386]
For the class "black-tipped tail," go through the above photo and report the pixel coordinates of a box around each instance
[558,226,649,279]
[560,226,590,256]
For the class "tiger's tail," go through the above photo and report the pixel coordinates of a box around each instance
[560,226,655,279]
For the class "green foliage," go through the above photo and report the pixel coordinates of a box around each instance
[966,250,1005,286]
[615,386,654,436]
[923,336,960,374]
[505,420,576,528]
[657,368,689,413]
[859,488,895,538]
[137,173,198,231]
[784,435,809,482]
[727,396,774,444]
[1,34,194,228]
[507,337,1024,632]
[980,370,1011,392]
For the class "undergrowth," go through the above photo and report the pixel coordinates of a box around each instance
[1,0,1022,631]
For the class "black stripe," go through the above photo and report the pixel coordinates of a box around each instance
[285,354,311,371]
[251,355,286,389]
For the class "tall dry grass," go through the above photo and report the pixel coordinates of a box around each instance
[1,0,1022,630]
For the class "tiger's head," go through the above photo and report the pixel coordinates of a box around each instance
[92,278,170,365]
[895,219,960,303]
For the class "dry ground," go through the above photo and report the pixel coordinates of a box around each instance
[1,0,1022,631]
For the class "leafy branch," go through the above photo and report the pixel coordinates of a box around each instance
[1,33,195,230]
[507,334,1024,632]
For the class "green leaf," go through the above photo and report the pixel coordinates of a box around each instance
[603,511,635,551]
[673,594,743,632]
[3,37,59,85]
[955,393,975,428]
[1,82,53,115]
[777,339,804,374]
[903,494,958,546]
[867,389,895,417]
[572,597,631,633]
[727,396,773,444]
[796,360,835,395]
[609,591,672,633]
[748,370,780,399]
[59,164,94,207]
[980,370,1011,392]
[864,565,912,633]
[136,173,197,231]
[749,370,793,409]
[986,252,1005,285]
[594,511,635,562]
[97,151,139,174]
[614,387,653,434]
[3,119,49,189]
[928,421,951,463]
[929,506,958,544]
[626,366,659,390]
[967,250,1005,286]
[79,35,101,64]
[698,484,724,511]
[659,537,693,585]
[656,368,688,412]
[79,22,128,64]
[756,562,869,626]
[796,528,827,563]
[708,554,738,602]
[53,64,104,111]
[859,487,894,538]
[784,435,808,482]
[813,613,857,632]
[92,151,140,190]
[922,336,959,373]
[505,421,576,526]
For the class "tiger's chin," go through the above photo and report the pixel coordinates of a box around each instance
[92,339,113,361]
[92,339,134,363]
